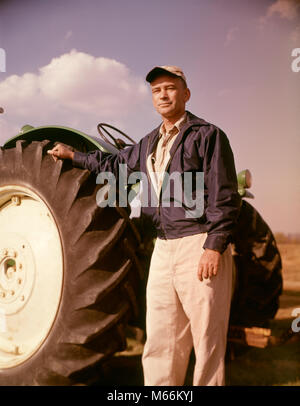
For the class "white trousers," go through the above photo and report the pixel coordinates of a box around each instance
[142,233,232,386]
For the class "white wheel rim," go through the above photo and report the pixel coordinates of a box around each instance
[0,186,63,368]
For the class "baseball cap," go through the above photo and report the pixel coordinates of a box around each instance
[146,65,187,86]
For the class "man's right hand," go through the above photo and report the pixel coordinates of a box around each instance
[47,144,74,162]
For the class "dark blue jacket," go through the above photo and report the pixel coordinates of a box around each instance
[73,111,241,254]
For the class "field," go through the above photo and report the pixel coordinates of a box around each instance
[100,243,300,386]
[225,243,300,386]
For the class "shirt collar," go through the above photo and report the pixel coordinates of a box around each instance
[159,112,187,137]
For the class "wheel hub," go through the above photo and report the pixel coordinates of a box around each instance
[0,235,35,315]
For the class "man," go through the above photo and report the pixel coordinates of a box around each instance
[48,66,241,386]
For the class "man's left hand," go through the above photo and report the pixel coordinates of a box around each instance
[198,249,221,281]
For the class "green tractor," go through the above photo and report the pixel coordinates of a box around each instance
[0,123,283,385]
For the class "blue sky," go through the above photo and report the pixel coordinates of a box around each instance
[0,0,299,233]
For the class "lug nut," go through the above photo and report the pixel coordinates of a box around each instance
[0,292,6,298]
[12,196,21,206]
[17,278,22,284]
[20,295,25,301]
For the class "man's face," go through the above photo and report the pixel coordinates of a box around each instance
[150,75,190,120]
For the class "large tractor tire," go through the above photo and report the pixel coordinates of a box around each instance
[230,200,283,327]
[0,140,142,385]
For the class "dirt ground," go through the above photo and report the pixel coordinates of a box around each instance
[99,243,300,386]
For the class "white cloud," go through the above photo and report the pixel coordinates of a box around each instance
[259,0,300,26]
[266,0,300,20]
[258,0,300,35]
[0,50,150,144]
[0,117,19,141]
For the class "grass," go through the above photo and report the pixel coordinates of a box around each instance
[224,243,300,386]
[225,328,300,386]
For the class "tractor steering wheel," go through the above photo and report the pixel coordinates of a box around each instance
[97,123,136,150]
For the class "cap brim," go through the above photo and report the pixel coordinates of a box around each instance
[146,67,179,83]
